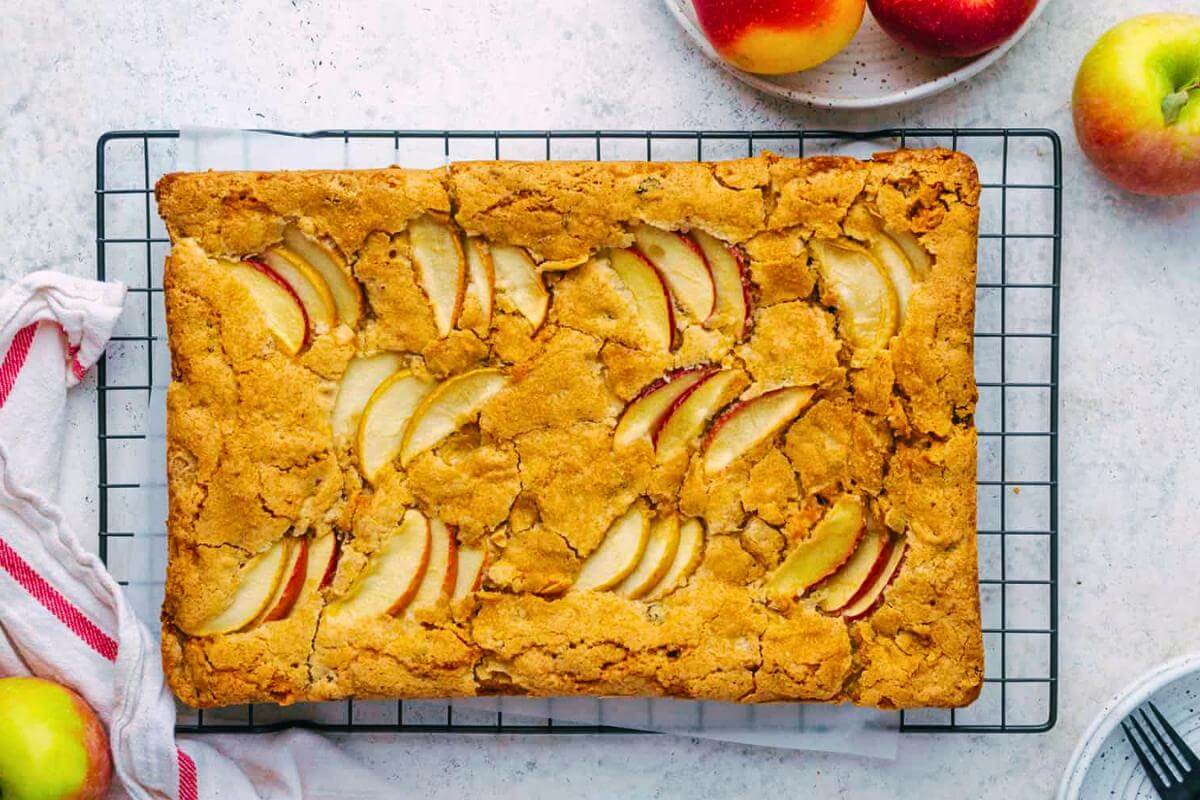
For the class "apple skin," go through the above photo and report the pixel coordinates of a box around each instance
[867,0,1036,59]
[1073,14,1200,197]
[691,0,866,75]
[0,677,112,800]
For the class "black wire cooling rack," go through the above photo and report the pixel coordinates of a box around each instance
[95,128,1060,735]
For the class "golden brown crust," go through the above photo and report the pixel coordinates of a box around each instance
[159,150,982,709]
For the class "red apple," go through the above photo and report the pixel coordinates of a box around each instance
[691,0,866,75]
[0,677,112,800]
[867,0,1036,59]
[1073,14,1200,197]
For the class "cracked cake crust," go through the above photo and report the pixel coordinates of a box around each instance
[157,149,982,710]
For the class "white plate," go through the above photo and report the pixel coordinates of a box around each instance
[1059,653,1200,799]
[663,0,1050,110]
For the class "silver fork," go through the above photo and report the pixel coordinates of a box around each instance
[1122,701,1200,799]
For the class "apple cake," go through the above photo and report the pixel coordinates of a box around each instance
[157,148,983,710]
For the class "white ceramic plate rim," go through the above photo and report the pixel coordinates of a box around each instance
[663,0,1052,110]
[1058,652,1200,799]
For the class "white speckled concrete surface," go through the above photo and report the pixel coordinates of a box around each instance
[3,0,1200,796]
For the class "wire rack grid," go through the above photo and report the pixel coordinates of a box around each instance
[95,128,1060,735]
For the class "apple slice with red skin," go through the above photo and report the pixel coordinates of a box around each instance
[318,536,341,589]
[691,230,751,338]
[327,510,432,619]
[645,518,705,600]
[260,247,338,334]
[633,224,716,322]
[609,248,676,351]
[257,537,310,624]
[231,259,310,355]
[275,533,341,624]
[452,545,487,601]
[490,244,549,330]
[614,367,714,449]
[282,225,363,327]
[810,519,890,614]
[187,538,293,636]
[409,215,467,338]
[408,519,458,611]
[305,532,341,594]
[766,495,866,600]
[841,537,908,620]
[702,386,816,473]
[653,369,739,459]
[574,504,651,592]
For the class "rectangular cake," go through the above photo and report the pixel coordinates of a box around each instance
[157,148,983,709]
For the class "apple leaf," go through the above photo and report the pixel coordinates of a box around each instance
[1163,80,1199,126]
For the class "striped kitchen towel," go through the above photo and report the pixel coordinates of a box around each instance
[0,271,390,799]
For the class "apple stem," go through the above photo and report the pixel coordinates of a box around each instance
[1163,80,1200,126]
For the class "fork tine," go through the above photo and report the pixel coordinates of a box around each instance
[1124,720,1173,796]
[1136,708,1188,779]
[1148,702,1200,769]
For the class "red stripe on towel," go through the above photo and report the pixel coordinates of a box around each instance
[178,748,199,800]
[0,324,37,408]
[0,536,119,661]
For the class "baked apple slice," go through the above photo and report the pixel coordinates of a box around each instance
[841,537,907,620]
[574,504,650,592]
[331,353,405,443]
[408,519,457,611]
[463,238,495,331]
[691,230,751,338]
[539,254,590,272]
[399,368,510,466]
[868,234,917,320]
[278,533,342,622]
[452,545,487,601]
[307,532,341,592]
[409,215,466,337]
[702,386,815,473]
[613,367,713,449]
[645,518,705,600]
[257,537,310,624]
[356,370,434,482]
[490,244,549,330]
[884,226,932,278]
[810,518,890,614]
[615,512,681,599]
[188,538,293,636]
[609,248,675,351]
[633,224,716,322]
[766,495,865,600]
[282,224,363,327]
[809,239,899,355]
[327,509,432,619]
[229,260,309,355]
[260,247,338,334]
[653,369,739,459]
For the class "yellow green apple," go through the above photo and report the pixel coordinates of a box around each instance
[0,677,112,800]
[691,0,866,75]
[1073,14,1200,196]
